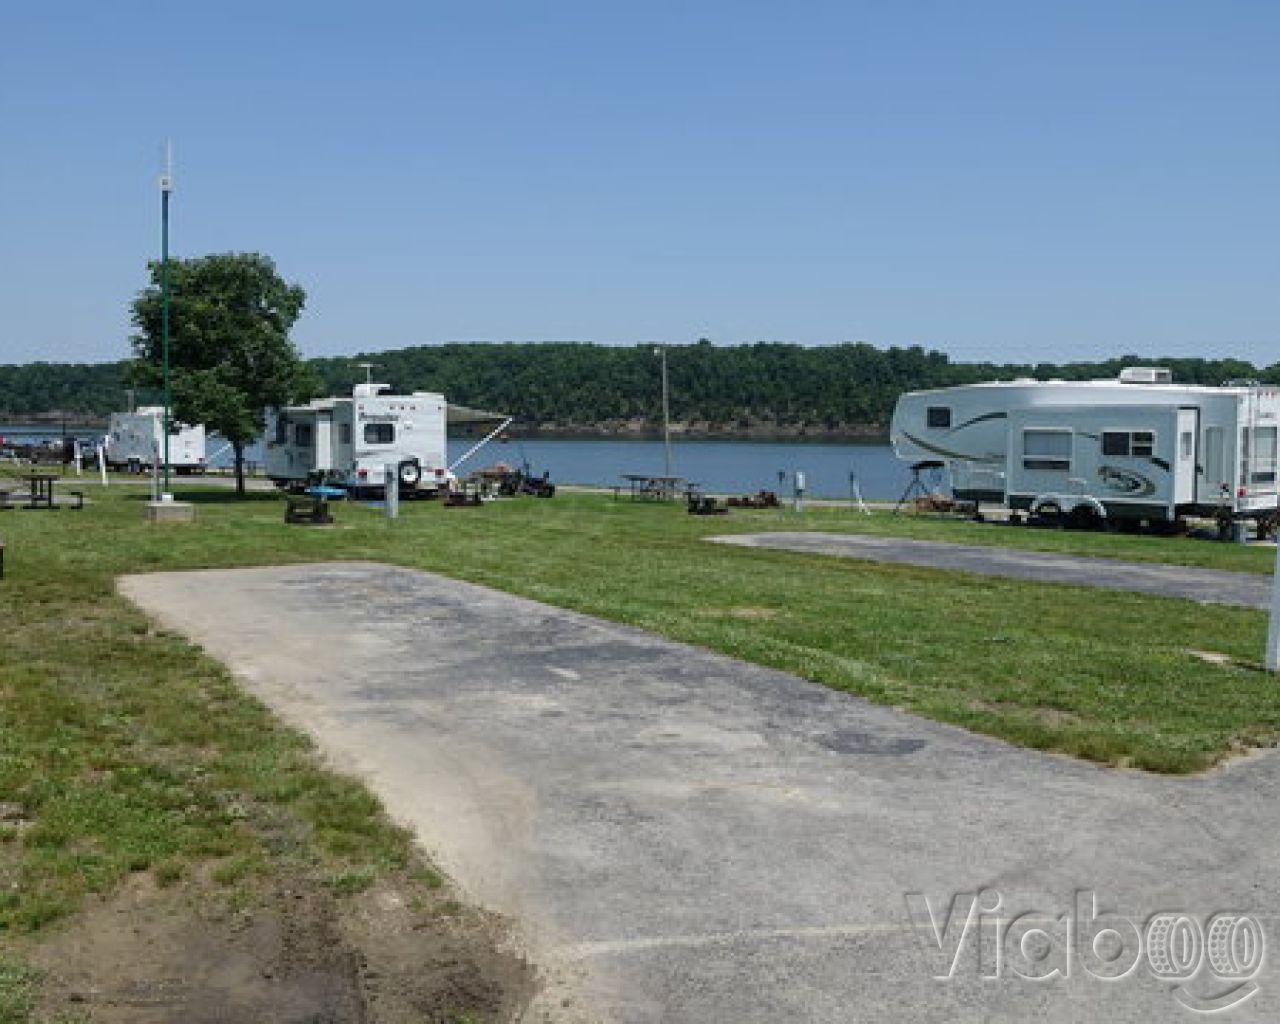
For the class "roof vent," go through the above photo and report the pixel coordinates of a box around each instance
[1118,366,1173,385]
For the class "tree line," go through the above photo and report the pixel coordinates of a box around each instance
[4,341,1279,434]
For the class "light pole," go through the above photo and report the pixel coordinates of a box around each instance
[654,344,672,477]
[158,144,174,496]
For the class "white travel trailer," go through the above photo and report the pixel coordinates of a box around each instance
[890,367,1280,529]
[106,407,207,474]
[264,383,512,497]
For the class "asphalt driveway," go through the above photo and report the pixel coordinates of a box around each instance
[120,563,1280,1023]
[710,531,1276,609]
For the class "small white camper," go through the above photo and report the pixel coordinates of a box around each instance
[106,407,207,474]
[890,368,1279,529]
[264,383,511,497]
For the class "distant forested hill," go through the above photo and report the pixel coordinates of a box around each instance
[3,342,1278,434]
[312,342,1280,435]
[0,360,129,422]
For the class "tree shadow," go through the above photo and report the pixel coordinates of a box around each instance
[117,489,283,505]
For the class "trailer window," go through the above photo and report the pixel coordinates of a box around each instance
[927,406,951,429]
[294,424,313,447]
[1247,426,1277,485]
[339,423,352,445]
[274,417,288,445]
[1180,431,1194,460]
[1102,430,1155,458]
[365,423,395,445]
[1102,432,1129,456]
[1022,429,1071,471]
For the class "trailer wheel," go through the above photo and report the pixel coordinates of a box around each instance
[1067,505,1103,531]
[397,459,421,488]
[1035,501,1064,528]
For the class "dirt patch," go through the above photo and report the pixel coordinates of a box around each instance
[972,700,1083,728]
[698,606,781,620]
[23,871,536,1023]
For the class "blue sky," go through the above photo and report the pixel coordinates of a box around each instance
[2,1,1277,366]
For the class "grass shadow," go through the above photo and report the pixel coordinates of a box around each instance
[111,488,285,505]
[174,490,284,505]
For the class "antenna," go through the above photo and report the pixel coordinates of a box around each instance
[158,140,175,194]
[356,361,377,386]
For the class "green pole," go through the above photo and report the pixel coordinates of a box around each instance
[160,189,171,493]
[160,177,172,494]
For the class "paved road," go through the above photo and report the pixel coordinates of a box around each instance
[121,563,1280,1023]
[711,531,1276,609]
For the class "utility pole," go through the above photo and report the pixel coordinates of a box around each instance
[655,344,672,477]
[158,142,175,497]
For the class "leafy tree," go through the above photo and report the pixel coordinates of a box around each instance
[9,339,1278,438]
[129,252,313,493]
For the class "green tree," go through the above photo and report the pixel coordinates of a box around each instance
[129,252,314,494]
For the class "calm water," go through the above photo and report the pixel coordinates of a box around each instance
[0,424,104,443]
[213,434,910,498]
[2,424,911,500]
[454,437,909,500]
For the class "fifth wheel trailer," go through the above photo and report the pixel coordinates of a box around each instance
[890,367,1280,529]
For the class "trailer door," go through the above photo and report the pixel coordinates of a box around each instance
[1175,407,1197,505]
[1203,426,1226,500]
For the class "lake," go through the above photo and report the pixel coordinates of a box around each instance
[448,437,909,500]
[1,423,913,500]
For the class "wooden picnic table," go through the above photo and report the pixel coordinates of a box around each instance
[284,485,344,525]
[619,474,696,502]
[23,473,60,510]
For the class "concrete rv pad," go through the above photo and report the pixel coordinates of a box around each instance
[120,563,1280,1023]
[711,531,1273,609]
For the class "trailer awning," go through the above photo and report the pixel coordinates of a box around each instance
[446,404,511,426]
[446,406,515,473]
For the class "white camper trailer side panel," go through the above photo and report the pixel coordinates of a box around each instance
[266,386,452,495]
[107,412,157,470]
[1005,405,1188,520]
[264,406,323,483]
[889,387,1011,502]
[263,408,292,482]
[333,404,355,476]
[106,409,206,472]
[1174,407,1198,507]
[267,400,347,489]
[891,375,1280,525]
[1237,390,1280,513]
[346,391,449,493]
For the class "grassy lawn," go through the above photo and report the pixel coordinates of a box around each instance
[0,473,1276,1011]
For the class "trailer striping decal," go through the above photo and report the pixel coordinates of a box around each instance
[1098,466,1156,497]
[901,432,986,462]
[1151,457,1171,472]
[946,411,1008,434]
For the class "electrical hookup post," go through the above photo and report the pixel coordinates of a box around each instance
[793,471,806,513]
[1268,543,1280,671]
[384,465,400,520]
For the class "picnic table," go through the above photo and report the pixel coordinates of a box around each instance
[284,485,345,525]
[22,473,81,510]
[618,474,696,502]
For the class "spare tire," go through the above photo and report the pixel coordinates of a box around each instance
[397,459,421,488]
